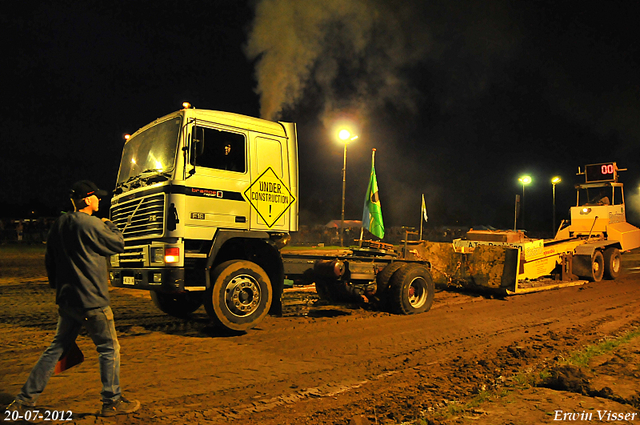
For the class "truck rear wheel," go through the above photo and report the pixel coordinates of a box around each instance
[389,264,434,315]
[150,291,203,317]
[205,260,272,332]
[376,262,406,293]
[603,247,621,279]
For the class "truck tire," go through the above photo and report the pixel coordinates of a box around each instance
[603,247,621,279]
[376,262,406,294]
[389,264,434,315]
[587,250,605,282]
[205,260,272,332]
[150,291,203,317]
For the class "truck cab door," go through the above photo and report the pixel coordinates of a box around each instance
[247,136,293,231]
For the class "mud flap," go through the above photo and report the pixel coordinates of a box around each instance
[571,255,593,280]
[501,248,520,288]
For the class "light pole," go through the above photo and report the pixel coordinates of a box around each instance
[518,175,532,229]
[552,176,561,235]
[338,129,358,247]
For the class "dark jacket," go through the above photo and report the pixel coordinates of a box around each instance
[45,212,124,309]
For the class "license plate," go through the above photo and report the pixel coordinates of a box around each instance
[123,276,135,285]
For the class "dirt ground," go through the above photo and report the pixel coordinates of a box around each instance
[1,246,640,425]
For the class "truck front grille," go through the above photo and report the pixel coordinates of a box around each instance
[110,193,165,239]
[118,245,146,267]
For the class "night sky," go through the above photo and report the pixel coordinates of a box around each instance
[3,0,640,236]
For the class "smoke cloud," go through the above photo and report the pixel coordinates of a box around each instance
[245,0,431,124]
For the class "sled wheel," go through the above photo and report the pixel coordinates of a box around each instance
[603,247,621,280]
[376,262,406,293]
[150,291,203,317]
[389,264,434,315]
[588,250,605,282]
[205,260,272,332]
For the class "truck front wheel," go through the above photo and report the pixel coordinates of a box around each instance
[205,260,273,332]
[389,264,434,315]
[603,247,621,279]
[589,251,605,282]
[150,291,203,317]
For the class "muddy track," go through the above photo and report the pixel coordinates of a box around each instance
[1,252,639,424]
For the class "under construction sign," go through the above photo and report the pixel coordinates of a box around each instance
[244,167,296,228]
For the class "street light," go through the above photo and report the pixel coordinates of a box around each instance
[518,175,532,229]
[552,176,561,235]
[337,129,358,247]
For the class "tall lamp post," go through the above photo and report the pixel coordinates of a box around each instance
[338,129,358,247]
[551,176,561,235]
[518,175,532,229]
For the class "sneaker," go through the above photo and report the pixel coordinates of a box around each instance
[6,400,40,422]
[101,396,140,417]
[6,400,28,415]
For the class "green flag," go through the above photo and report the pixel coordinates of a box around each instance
[362,150,384,239]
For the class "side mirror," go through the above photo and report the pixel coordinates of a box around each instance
[194,127,205,156]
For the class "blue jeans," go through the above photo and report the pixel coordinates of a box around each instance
[16,306,121,405]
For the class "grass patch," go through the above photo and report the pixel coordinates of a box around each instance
[565,326,640,367]
[466,390,493,408]
[0,244,46,256]
[414,327,640,424]
[511,372,534,388]
[282,245,347,251]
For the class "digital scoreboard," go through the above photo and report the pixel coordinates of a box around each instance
[585,162,617,183]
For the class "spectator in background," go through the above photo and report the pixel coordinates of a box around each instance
[16,220,24,242]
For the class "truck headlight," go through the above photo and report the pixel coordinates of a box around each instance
[151,247,164,263]
[110,254,120,267]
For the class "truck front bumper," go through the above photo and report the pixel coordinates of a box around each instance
[110,268,186,292]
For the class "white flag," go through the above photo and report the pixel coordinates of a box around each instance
[421,194,428,222]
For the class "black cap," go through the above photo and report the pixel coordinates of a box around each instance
[70,180,109,199]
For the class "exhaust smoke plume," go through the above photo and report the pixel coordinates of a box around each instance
[245,0,431,124]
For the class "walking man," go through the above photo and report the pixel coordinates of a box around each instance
[6,180,140,417]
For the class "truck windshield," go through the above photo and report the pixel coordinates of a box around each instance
[578,186,614,206]
[579,185,625,206]
[117,115,182,185]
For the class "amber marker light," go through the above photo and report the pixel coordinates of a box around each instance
[164,247,180,263]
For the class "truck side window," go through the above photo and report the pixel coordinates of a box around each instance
[192,127,246,173]
[613,186,623,205]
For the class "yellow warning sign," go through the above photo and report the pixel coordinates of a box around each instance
[244,167,296,228]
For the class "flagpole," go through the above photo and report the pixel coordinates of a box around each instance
[420,195,423,241]
[362,148,385,242]
[361,149,377,246]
